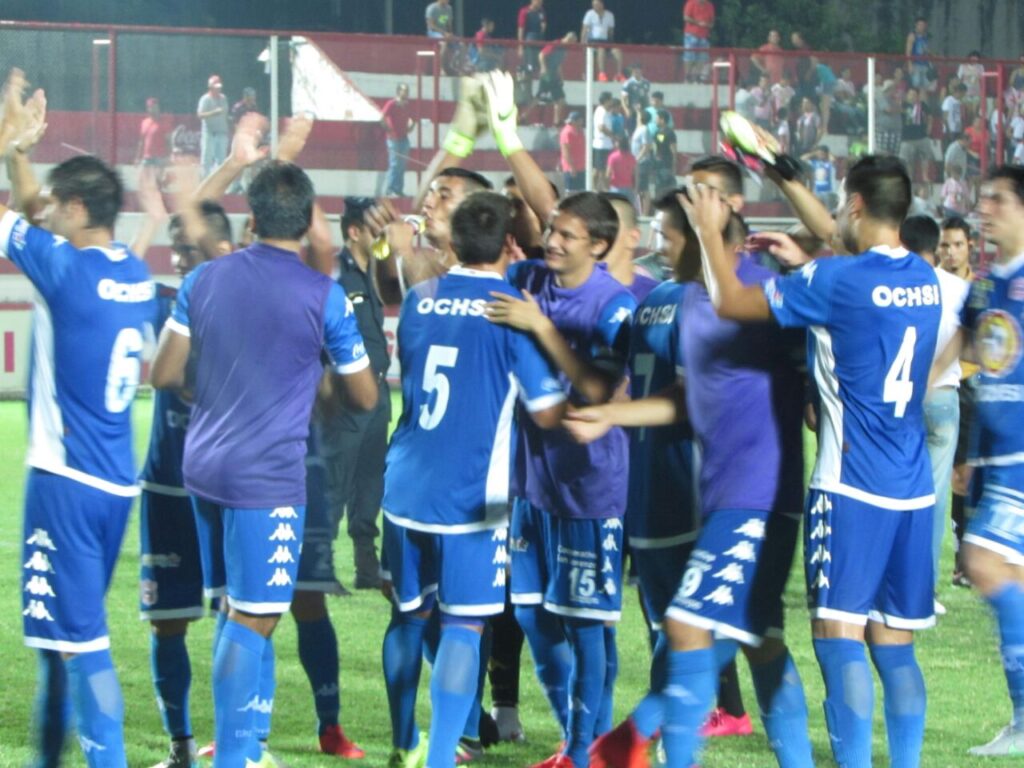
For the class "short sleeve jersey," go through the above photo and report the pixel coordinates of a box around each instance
[765,248,941,509]
[383,266,565,533]
[961,254,1024,482]
[426,2,454,33]
[0,210,155,495]
[197,93,229,135]
[509,259,636,519]
[169,243,368,508]
[683,0,715,39]
[628,281,699,546]
[583,9,615,40]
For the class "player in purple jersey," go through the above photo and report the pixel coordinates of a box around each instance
[2,68,156,768]
[570,193,814,768]
[151,162,379,767]
[934,165,1024,756]
[688,154,940,768]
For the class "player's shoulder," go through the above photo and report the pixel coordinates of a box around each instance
[641,279,683,308]
[507,258,548,289]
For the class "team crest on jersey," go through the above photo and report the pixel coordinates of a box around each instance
[11,217,28,251]
[969,278,994,309]
[977,309,1023,379]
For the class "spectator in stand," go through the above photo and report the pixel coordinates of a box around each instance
[1010,103,1024,149]
[681,0,715,83]
[775,105,791,153]
[632,109,654,213]
[607,99,627,143]
[891,65,910,101]
[581,0,623,83]
[560,111,586,192]
[518,0,546,74]
[942,82,968,150]
[231,87,259,127]
[1011,53,1024,92]
[958,50,984,121]
[750,73,773,128]
[380,83,414,197]
[425,0,453,39]
[651,108,677,194]
[751,29,784,85]
[802,144,836,206]
[965,114,988,170]
[875,78,903,156]
[945,132,973,184]
[135,96,169,188]
[794,96,822,157]
[832,68,865,134]
[593,91,616,191]
[1014,133,1024,165]
[941,162,971,218]
[471,18,502,71]
[771,73,795,122]
[789,30,813,93]
[813,56,836,132]
[905,17,931,90]
[622,66,652,132]
[607,136,637,206]
[644,90,671,136]
[900,86,937,194]
[197,74,229,177]
[534,32,576,127]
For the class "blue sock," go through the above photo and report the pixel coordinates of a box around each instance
[987,583,1024,726]
[869,643,925,768]
[594,625,618,738]
[713,638,739,671]
[462,624,490,740]
[151,632,192,740]
[563,618,606,768]
[427,623,483,768]
[631,633,667,740]
[750,649,814,768]
[212,610,227,659]
[662,648,716,767]
[297,616,340,733]
[34,650,70,768]
[383,610,428,750]
[65,649,126,768]
[254,637,275,742]
[212,620,265,766]
[813,638,874,768]
[515,604,571,734]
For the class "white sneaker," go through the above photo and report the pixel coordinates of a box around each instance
[934,599,947,616]
[969,724,1024,756]
[490,706,525,742]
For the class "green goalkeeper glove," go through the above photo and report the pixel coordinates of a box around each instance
[479,71,523,157]
[442,76,487,158]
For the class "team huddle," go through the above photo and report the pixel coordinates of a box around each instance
[6,56,1024,768]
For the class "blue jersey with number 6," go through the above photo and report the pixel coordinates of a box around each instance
[764,247,940,510]
[384,266,565,533]
[0,211,154,495]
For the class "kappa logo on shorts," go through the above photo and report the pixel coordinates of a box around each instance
[734,518,766,540]
[812,572,830,589]
[316,683,339,698]
[809,545,831,564]
[602,556,614,573]
[269,523,297,542]
[23,599,55,621]
[713,562,745,584]
[603,518,623,530]
[268,545,295,564]
[271,507,298,519]
[809,494,832,516]
[493,568,507,588]
[25,529,56,550]
[601,533,619,552]
[704,585,735,606]
[78,735,106,754]
[266,568,293,587]
[24,575,56,597]
[808,519,832,541]
[603,577,618,596]
[492,527,509,542]
[24,552,55,573]
[723,540,756,563]
[493,545,508,565]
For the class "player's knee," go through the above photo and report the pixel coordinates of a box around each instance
[743,636,786,665]
[962,543,1009,595]
[290,590,327,622]
[150,618,191,637]
[663,617,713,651]
[229,609,281,638]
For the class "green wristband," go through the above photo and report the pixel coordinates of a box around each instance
[443,131,475,159]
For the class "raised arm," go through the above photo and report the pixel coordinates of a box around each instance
[1,70,47,219]
[193,111,269,202]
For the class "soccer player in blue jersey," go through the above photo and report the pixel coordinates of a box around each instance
[485,190,636,768]
[2,72,156,766]
[939,165,1024,756]
[151,161,378,768]
[688,155,941,768]
[381,191,566,768]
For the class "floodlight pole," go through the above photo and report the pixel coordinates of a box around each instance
[585,45,595,191]
[867,57,875,153]
[270,35,280,153]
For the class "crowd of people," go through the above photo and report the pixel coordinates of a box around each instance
[5,13,1024,768]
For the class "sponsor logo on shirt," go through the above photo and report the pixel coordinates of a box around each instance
[976,384,1024,402]
[1009,278,1024,302]
[416,296,487,317]
[800,261,818,286]
[870,283,941,308]
[96,278,156,303]
[977,309,1023,378]
[636,304,677,326]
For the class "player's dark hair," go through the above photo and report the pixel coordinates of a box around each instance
[437,166,493,192]
[691,156,744,197]
[651,90,664,101]
[989,165,1024,205]
[844,154,912,226]
[451,191,512,266]
[599,91,613,105]
[940,215,973,241]
[653,188,694,240]
[504,174,559,200]
[899,215,940,257]
[247,161,314,240]
[48,155,123,231]
[341,196,373,237]
[557,192,618,256]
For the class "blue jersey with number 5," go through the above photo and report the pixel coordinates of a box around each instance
[764,247,940,510]
[384,266,565,533]
[0,211,154,496]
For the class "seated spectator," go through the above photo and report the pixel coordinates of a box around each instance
[941,161,971,218]
[607,136,637,205]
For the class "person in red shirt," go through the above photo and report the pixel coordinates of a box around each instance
[560,111,586,192]
[135,96,169,188]
[606,136,637,206]
[380,83,415,197]
[682,0,715,83]
[751,29,784,85]
[518,0,546,74]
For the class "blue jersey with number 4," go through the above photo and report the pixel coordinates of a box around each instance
[764,247,940,510]
[384,266,566,533]
[0,211,154,495]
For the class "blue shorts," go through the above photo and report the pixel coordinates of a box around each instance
[193,498,306,615]
[964,481,1024,566]
[510,500,624,622]
[139,488,205,620]
[383,516,508,616]
[666,508,773,646]
[683,34,710,63]
[22,469,133,653]
[633,542,693,628]
[296,456,341,594]
[804,491,934,629]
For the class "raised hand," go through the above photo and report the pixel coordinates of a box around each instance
[277,113,314,164]
[478,71,523,157]
[230,112,270,167]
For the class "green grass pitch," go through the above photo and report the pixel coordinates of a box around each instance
[0,394,1013,766]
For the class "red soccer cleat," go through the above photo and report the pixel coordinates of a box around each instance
[320,725,366,759]
[590,718,650,768]
[699,707,753,738]
[196,742,215,759]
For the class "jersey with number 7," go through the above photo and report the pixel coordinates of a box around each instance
[763,247,941,511]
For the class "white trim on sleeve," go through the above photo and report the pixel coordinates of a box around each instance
[164,317,191,338]
[0,209,19,258]
[334,355,370,375]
